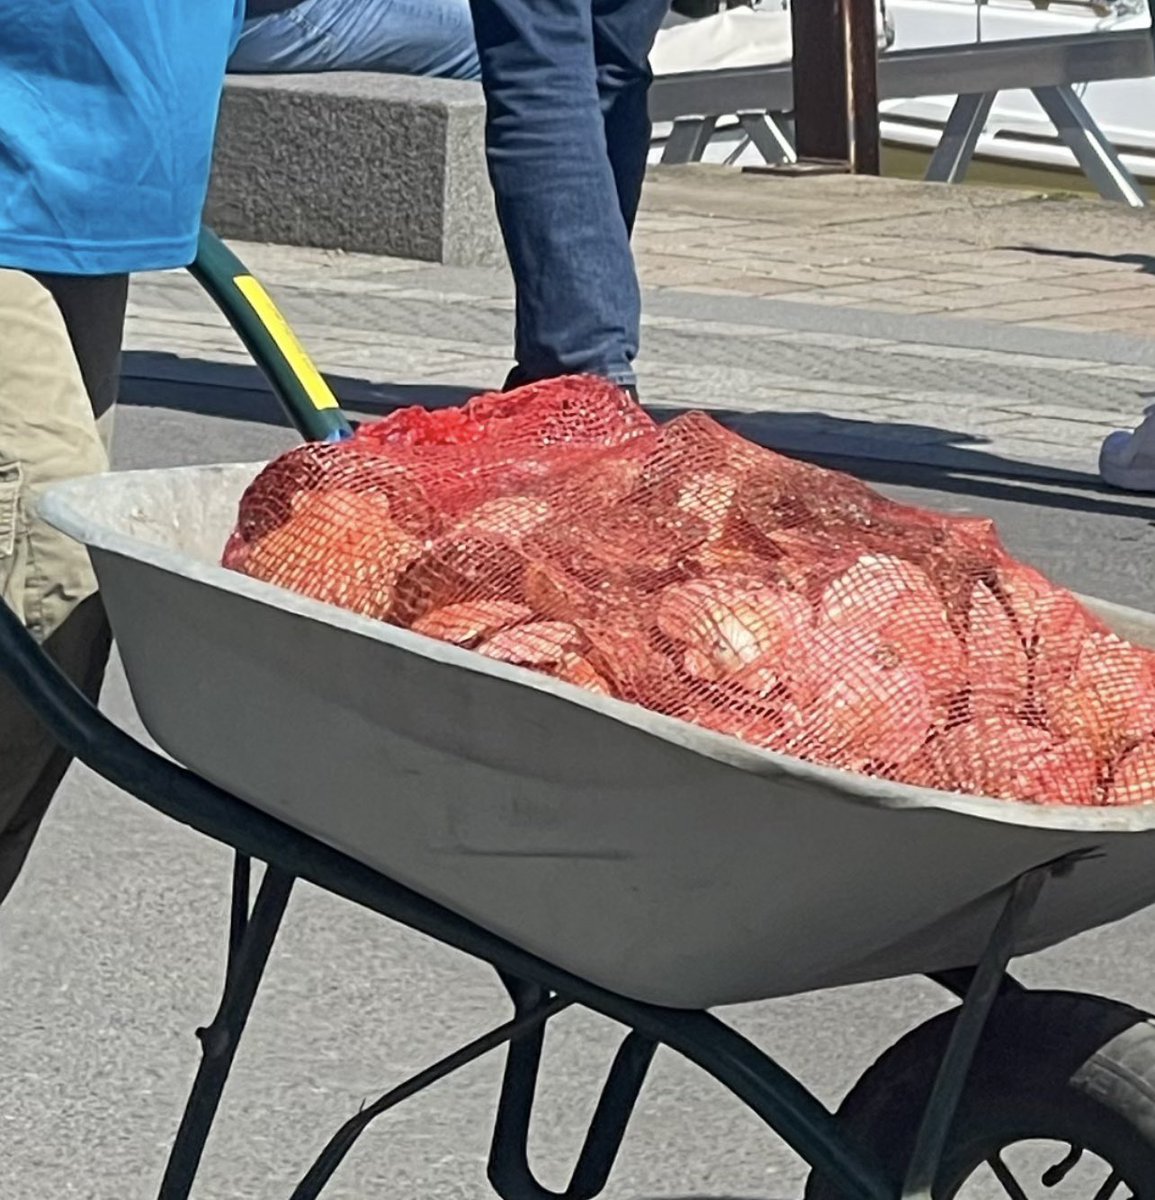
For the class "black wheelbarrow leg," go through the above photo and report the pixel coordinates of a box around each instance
[157,855,295,1200]
[487,974,658,1200]
[286,991,572,1200]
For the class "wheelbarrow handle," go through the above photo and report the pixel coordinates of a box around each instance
[189,227,353,445]
[0,595,230,828]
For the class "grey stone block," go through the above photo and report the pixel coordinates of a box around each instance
[205,72,503,267]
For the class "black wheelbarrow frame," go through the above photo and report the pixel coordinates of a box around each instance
[0,228,1097,1200]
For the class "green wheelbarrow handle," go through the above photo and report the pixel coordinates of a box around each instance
[189,227,353,444]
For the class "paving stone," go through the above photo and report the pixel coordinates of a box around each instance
[120,167,1155,479]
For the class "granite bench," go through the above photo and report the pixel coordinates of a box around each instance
[205,72,504,267]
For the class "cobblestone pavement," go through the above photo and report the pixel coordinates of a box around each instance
[124,167,1155,478]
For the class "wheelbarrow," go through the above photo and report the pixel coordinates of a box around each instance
[4,230,1155,1200]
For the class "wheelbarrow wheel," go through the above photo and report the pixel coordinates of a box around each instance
[804,990,1155,1199]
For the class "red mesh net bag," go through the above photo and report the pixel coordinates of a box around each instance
[222,376,1155,807]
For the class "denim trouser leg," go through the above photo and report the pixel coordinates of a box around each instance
[596,0,668,236]
[469,0,669,388]
[229,0,481,81]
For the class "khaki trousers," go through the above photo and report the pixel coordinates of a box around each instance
[0,269,128,905]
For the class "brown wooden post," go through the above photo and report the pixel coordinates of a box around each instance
[789,0,880,173]
[791,0,849,163]
[845,0,881,174]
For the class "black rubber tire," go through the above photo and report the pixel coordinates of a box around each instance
[805,990,1155,1200]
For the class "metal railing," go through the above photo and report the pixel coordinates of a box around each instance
[649,28,1155,205]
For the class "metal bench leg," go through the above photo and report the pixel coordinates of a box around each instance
[660,116,719,164]
[925,92,995,185]
[1032,84,1148,208]
[737,111,798,165]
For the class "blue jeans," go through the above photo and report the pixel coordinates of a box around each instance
[469,0,669,389]
[228,0,481,81]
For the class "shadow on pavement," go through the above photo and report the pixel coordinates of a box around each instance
[649,408,1155,523]
[120,353,1155,523]
[1003,244,1155,277]
[121,352,477,421]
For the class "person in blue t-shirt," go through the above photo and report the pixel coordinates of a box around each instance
[0,1,244,906]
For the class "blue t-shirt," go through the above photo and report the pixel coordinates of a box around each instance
[0,1,244,275]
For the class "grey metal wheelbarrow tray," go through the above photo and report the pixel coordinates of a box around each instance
[41,461,1155,1012]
